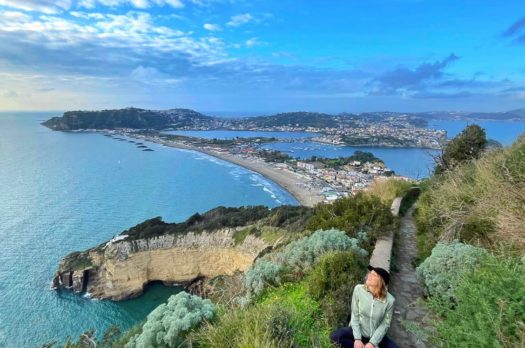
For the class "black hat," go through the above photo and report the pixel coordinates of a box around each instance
[367,265,390,286]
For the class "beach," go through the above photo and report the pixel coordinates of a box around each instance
[154,140,324,207]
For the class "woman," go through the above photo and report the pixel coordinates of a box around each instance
[330,265,398,348]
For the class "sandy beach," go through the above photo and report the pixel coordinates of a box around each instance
[153,140,324,207]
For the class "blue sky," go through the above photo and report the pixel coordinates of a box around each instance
[0,0,524,113]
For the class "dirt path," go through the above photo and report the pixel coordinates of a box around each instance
[388,206,433,348]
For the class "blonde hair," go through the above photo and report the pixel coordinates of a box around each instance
[365,271,388,299]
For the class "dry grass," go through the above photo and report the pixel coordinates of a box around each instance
[365,177,414,206]
[416,134,525,254]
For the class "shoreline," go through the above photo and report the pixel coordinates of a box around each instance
[150,139,324,207]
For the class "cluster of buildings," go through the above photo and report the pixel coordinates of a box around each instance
[313,125,446,149]
[293,160,398,200]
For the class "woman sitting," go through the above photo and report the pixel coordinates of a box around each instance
[330,265,398,348]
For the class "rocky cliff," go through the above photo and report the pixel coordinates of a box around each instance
[53,228,270,300]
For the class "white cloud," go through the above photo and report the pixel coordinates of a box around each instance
[1,90,19,98]
[226,13,253,27]
[0,0,72,14]
[77,0,184,9]
[245,37,263,48]
[203,23,221,31]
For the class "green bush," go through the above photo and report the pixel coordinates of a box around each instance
[416,242,487,303]
[276,228,368,273]
[428,254,525,347]
[307,251,367,326]
[192,283,333,348]
[125,292,215,348]
[307,193,395,243]
[242,229,367,303]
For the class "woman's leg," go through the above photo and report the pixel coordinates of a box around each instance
[378,335,398,348]
[330,327,356,348]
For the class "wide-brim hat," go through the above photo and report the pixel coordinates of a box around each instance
[367,265,390,286]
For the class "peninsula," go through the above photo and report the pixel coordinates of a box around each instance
[42,107,447,148]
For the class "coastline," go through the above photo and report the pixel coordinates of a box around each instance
[150,139,324,207]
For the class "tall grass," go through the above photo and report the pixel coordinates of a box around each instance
[415,134,525,260]
[365,177,414,206]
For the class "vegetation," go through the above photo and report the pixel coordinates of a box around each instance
[409,127,525,347]
[415,134,525,261]
[121,205,312,241]
[42,108,211,130]
[125,292,215,348]
[257,149,294,163]
[307,251,367,326]
[305,151,383,168]
[243,229,368,302]
[434,124,487,174]
[191,282,333,348]
[307,193,396,246]
[365,178,413,206]
[427,252,525,348]
[416,242,487,302]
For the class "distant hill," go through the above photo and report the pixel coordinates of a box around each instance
[42,107,525,131]
[417,108,525,121]
[244,112,342,128]
[41,107,213,130]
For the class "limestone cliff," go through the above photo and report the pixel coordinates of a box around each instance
[53,228,270,300]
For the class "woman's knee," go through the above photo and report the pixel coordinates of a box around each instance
[330,327,354,343]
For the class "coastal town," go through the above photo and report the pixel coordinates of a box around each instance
[109,129,412,206]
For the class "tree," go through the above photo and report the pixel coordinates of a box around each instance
[434,124,487,174]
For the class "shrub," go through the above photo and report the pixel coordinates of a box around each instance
[307,251,367,326]
[242,229,368,303]
[243,260,283,297]
[276,229,368,273]
[365,178,413,206]
[428,254,525,347]
[307,193,395,242]
[125,292,215,348]
[416,242,487,303]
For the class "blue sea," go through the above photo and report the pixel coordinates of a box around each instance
[163,130,318,139]
[0,112,297,347]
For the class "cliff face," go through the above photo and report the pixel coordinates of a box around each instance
[53,228,269,301]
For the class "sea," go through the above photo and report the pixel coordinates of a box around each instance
[0,112,296,347]
[1,112,524,347]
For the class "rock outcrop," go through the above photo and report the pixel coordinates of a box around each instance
[53,228,269,301]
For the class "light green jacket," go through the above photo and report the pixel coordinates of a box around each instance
[349,284,395,347]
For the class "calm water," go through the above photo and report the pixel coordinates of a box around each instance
[429,119,525,146]
[169,121,525,178]
[163,130,318,139]
[0,113,296,347]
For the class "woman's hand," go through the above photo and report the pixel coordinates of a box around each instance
[354,340,365,348]
[364,343,375,348]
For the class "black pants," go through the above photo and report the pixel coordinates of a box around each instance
[330,327,398,348]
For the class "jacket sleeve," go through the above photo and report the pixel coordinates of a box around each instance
[349,285,362,340]
[369,299,394,347]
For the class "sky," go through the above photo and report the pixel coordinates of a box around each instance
[0,0,524,113]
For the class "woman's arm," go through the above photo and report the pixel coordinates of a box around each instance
[349,285,363,340]
[368,299,394,347]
